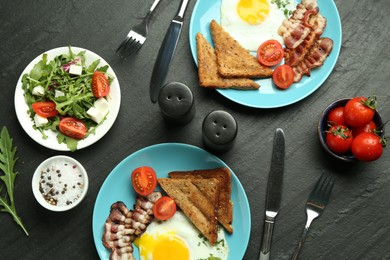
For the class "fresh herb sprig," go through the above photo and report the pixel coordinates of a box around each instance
[0,127,29,236]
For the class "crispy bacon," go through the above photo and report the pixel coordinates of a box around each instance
[292,38,334,82]
[102,192,162,260]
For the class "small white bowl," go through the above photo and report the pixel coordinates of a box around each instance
[32,155,89,211]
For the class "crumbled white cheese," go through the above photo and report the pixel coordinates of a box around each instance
[32,85,45,96]
[69,64,83,75]
[55,90,65,98]
[87,107,105,124]
[94,98,110,114]
[34,114,48,127]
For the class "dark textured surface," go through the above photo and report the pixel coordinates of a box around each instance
[1,0,390,259]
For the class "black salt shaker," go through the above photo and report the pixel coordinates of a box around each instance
[158,82,195,125]
[202,110,238,152]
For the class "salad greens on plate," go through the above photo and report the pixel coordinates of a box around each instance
[21,46,113,151]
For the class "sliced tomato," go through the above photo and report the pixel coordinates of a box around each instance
[32,101,58,118]
[272,64,294,89]
[131,166,157,197]
[257,39,284,66]
[92,71,110,98]
[153,196,177,221]
[58,117,87,139]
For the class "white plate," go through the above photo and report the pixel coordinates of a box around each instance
[14,47,121,151]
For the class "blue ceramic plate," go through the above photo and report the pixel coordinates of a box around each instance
[189,0,342,108]
[92,143,251,260]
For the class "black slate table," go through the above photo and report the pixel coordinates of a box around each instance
[1,1,390,259]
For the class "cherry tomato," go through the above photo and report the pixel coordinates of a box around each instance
[32,101,58,118]
[153,196,177,221]
[351,132,384,162]
[92,71,110,98]
[58,117,87,139]
[344,96,376,127]
[131,166,157,197]
[327,106,346,126]
[326,125,353,154]
[272,64,294,89]
[257,39,284,67]
[352,121,377,137]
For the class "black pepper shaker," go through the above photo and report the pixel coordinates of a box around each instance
[158,82,195,125]
[202,110,238,152]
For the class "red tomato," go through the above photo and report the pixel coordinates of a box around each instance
[272,65,294,89]
[153,196,177,221]
[327,106,346,126]
[32,101,58,118]
[326,125,353,154]
[352,121,377,137]
[257,39,284,67]
[351,132,384,162]
[344,96,376,127]
[92,71,110,98]
[131,166,157,197]
[58,117,87,139]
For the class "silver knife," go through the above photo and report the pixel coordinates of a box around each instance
[149,0,190,103]
[259,128,285,260]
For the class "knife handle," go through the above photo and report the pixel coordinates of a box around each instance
[259,217,275,260]
[175,0,190,20]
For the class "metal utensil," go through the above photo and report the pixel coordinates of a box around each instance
[259,128,286,260]
[291,174,336,260]
[116,0,162,57]
[149,0,190,103]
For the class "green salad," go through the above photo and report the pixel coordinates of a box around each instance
[21,47,113,151]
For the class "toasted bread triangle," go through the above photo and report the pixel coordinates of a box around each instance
[169,167,233,233]
[196,32,260,90]
[157,178,219,245]
[210,19,273,79]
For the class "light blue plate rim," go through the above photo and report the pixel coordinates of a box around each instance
[92,142,251,260]
[189,0,342,108]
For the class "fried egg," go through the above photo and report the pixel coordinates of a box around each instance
[134,211,229,260]
[221,0,296,51]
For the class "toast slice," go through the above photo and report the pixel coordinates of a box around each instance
[196,32,260,90]
[210,19,273,79]
[157,178,219,245]
[169,167,233,233]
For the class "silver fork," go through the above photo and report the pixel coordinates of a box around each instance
[116,0,162,57]
[291,174,336,260]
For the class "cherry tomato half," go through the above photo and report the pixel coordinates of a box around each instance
[326,125,353,154]
[153,196,177,221]
[92,71,110,98]
[351,132,383,162]
[257,39,284,67]
[344,96,376,127]
[272,64,294,89]
[58,117,87,139]
[131,166,157,197]
[32,101,58,118]
[327,106,346,126]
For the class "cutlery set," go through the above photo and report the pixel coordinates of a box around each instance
[117,0,190,103]
[118,2,337,259]
[259,129,336,260]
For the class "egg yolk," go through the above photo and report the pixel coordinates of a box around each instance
[237,0,270,25]
[136,233,190,260]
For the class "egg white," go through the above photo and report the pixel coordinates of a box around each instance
[135,211,229,260]
[221,0,296,52]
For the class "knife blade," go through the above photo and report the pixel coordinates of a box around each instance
[150,0,190,103]
[259,128,285,260]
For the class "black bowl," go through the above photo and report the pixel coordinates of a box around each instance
[318,98,384,162]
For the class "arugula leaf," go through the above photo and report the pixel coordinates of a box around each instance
[0,127,29,236]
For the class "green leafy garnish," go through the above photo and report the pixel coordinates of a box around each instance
[0,127,29,236]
